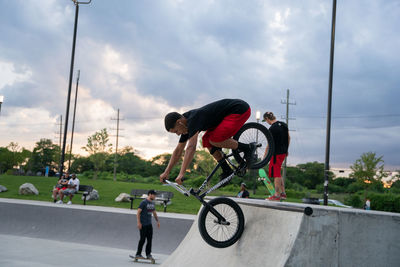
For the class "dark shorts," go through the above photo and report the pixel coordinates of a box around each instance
[269,154,287,178]
[202,108,251,148]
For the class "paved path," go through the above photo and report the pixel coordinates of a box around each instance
[0,198,195,266]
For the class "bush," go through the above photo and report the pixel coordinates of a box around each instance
[332,177,356,187]
[367,193,400,213]
[344,193,363,208]
[286,189,306,199]
[347,182,365,193]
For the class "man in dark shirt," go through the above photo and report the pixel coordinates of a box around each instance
[160,99,256,185]
[263,111,290,201]
[237,183,250,198]
[133,190,160,260]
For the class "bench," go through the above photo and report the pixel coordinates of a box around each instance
[78,185,93,205]
[51,184,93,205]
[129,189,174,212]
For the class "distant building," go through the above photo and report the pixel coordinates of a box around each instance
[331,168,352,179]
[331,168,399,188]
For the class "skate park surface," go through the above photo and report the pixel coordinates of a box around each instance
[2,197,400,267]
[0,198,195,267]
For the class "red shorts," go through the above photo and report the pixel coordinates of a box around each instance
[54,187,68,191]
[202,108,251,148]
[269,154,287,178]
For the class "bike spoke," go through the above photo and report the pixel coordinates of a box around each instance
[204,203,239,242]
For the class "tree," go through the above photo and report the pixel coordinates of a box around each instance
[0,147,13,173]
[350,152,385,182]
[296,162,331,189]
[7,142,31,171]
[26,139,60,173]
[350,152,386,197]
[82,128,112,180]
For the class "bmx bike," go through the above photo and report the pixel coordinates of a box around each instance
[165,122,274,248]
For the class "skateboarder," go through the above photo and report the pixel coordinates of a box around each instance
[133,190,160,261]
[263,111,290,201]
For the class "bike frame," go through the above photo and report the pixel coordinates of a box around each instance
[165,151,245,223]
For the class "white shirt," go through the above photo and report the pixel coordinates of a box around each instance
[68,178,80,192]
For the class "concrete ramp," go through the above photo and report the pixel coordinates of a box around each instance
[162,198,400,267]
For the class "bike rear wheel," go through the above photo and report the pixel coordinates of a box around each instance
[233,122,274,169]
[198,197,245,248]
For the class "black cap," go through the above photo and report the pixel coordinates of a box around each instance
[148,189,157,195]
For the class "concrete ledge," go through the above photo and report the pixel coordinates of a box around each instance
[163,197,400,267]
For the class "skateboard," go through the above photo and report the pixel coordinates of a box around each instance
[258,169,275,196]
[129,254,156,264]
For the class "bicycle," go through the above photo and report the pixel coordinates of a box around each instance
[164,122,274,248]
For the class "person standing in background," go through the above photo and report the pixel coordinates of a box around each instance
[263,111,290,201]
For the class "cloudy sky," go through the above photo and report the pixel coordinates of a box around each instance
[0,0,399,170]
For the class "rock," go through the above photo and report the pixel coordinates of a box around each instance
[115,193,131,202]
[0,185,8,192]
[83,189,99,201]
[19,183,39,195]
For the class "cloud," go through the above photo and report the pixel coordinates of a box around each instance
[0,0,399,170]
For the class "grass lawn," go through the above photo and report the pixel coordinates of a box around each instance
[0,174,311,214]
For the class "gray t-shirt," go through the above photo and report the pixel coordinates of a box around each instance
[138,199,155,226]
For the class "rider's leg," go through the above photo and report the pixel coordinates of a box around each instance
[208,146,233,179]
[269,154,286,197]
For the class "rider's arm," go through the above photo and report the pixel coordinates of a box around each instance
[178,133,198,178]
[137,208,142,229]
[163,141,187,176]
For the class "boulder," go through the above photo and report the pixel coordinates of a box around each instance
[19,183,39,195]
[0,185,8,192]
[83,189,99,201]
[115,193,131,202]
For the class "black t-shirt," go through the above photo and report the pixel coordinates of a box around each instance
[179,99,249,143]
[269,121,289,155]
[138,199,155,226]
[237,190,250,198]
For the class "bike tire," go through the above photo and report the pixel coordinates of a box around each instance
[232,122,274,169]
[198,197,245,248]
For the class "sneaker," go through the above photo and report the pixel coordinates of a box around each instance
[56,200,63,204]
[67,201,72,205]
[146,254,154,260]
[280,193,287,200]
[243,142,257,168]
[266,195,281,201]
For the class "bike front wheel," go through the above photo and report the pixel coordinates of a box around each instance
[198,197,245,248]
[233,122,274,169]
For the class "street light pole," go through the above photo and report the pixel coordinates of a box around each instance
[324,0,337,205]
[0,96,3,116]
[58,0,91,178]
[253,111,261,194]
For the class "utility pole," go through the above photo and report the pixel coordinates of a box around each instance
[58,0,91,178]
[111,109,123,181]
[68,70,80,171]
[281,89,296,182]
